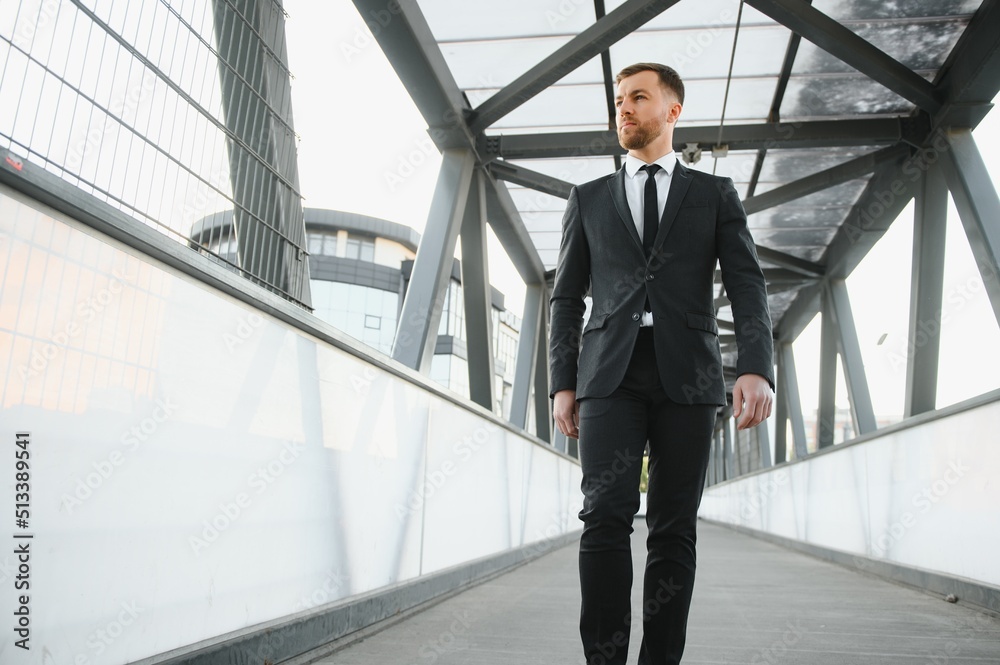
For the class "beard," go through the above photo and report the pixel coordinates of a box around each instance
[618,114,666,150]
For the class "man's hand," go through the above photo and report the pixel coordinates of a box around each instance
[553,389,580,439]
[733,374,773,430]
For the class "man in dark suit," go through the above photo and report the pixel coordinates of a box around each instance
[549,63,775,665]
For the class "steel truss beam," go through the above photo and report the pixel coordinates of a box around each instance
[484,175,548,285]
[511,283,542,430]
[827,280,877,436]
[777,151,917,341]
[775,342,808,461]
[350,0,474,150]
[392,149,475,371]
[745,0,941,113]
[486,118,907,161]
[904,165,947,417]
[932,0,1000,130]
[743,145,910,216]
[460,171,497,412]
[939,129,1000,327]
[488,161,574,200]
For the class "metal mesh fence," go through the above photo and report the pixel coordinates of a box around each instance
[0,0,310,307]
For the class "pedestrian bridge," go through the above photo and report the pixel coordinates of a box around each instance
[0,179,996,663]
[2,0,1000,663]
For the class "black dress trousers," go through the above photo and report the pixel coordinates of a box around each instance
[577,326,716,665]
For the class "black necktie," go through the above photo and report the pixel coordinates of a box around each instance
[641,163,662,258]
[640,163,661,315]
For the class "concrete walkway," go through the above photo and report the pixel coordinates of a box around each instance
[306,521,1000,664]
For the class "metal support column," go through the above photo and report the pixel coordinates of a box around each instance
[940,129,1000,327]
[460,171,496,412]
[905,164,948,417]
[817,293,839,449]
[393,149,475,372]
[757,417,772,469]
[512,282,543,429]
[723,408,735,480]
[532,293,553,442]
[777,343,809,459]
[828,280,877,435]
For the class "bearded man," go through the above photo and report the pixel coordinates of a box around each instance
[549,62,775,665]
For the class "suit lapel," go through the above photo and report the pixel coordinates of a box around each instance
[607,166,642,252]
[653,162,693,252]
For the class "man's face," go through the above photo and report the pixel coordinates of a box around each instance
[615,70,682,151]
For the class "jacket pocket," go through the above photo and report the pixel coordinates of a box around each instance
[685,311,719,335]
[583,312,609,334]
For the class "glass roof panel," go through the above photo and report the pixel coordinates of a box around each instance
[420,0,596,40]
[758,178,871,206]
[608,25,789,81]
[443,39,603,90]
[781,74,913,119]
[790,21,969,75]
[668,77,776,124]
[471,84,609,131]
[749,205,850,230]
[605,0,779,29]
[811,0,982,20]
[756,146,879,186]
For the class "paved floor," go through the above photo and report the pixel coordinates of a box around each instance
[309,521,1000,664]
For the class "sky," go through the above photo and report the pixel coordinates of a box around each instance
[281,1,1000,421]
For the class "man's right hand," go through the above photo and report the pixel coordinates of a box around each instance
[553,389,580,439]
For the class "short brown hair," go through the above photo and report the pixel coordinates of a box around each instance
[615,63,684,105]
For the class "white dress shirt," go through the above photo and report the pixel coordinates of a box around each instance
[623,152,677,326]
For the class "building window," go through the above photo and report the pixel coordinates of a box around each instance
[308,232,338,256]
[345,234,375,262]
[365,314,380,330]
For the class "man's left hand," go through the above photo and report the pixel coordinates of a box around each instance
[733,373,773,430]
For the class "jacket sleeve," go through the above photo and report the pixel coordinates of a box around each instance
[549,186,590,398]
[715,177,775,389]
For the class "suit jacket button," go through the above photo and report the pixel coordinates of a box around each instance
[645,273,653,280]
[632,312,640,321]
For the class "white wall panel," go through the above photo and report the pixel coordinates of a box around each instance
[0,186,583,664]
[701,398,1000,588]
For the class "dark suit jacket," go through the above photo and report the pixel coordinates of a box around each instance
[549,162,774,406]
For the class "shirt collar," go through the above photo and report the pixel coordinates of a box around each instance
[625,152,677,179]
